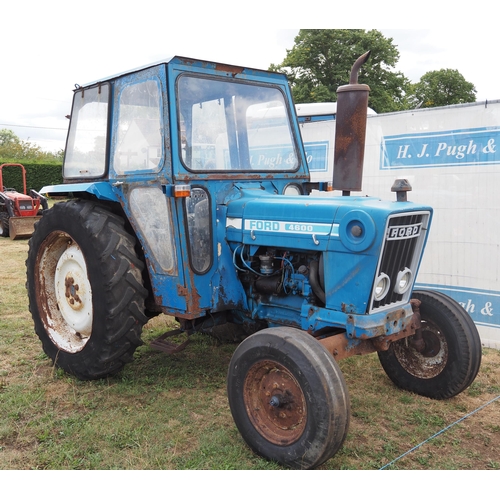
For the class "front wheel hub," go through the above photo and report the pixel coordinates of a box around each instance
[393,320,448,379]
[243,361,307,445]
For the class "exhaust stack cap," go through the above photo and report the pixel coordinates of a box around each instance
[391,178,412,202]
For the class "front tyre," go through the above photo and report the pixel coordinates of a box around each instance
[0,212,9,237]
[227,327,350,469]
[378,290,482,399]
[26,200,149,380]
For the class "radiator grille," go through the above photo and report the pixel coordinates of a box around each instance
[369,211,430,312]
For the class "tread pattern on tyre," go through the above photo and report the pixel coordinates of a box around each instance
[378,289,482,399]
[0,212,10,237]
[227,327,350,469]
[414,289,482,392]
[27,200,149,380]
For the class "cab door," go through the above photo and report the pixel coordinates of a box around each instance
[108,64,190,316]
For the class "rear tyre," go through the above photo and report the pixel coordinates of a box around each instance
[26,200,149,380]
[227,327,350,469]
[378,290,482,399]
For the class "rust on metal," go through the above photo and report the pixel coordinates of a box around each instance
[64,276,82,308]
[356,308,407,340]
[214,63,244,76]
[348,51,371,85]
[319,299,422,360]
[150,328,190,354]
[332,51,371,193]
[32,231,92,353]
[243,360,307,446]
[391,178,413,202]
[175,173,285,182]
[390,320,448,379]
[186,264,202,315]
[9,216,42,240]
[385,297,448,379]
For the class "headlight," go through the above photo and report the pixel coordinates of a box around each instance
[283,183,302,196]
[394,267,413,295]
[374,273,390,301]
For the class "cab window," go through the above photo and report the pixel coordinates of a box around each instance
[113,79,163,174]
[178,75,299,172]
[64,84,110,179]
[185,187,212,274]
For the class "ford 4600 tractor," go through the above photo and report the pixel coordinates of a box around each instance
[27,53,481,469]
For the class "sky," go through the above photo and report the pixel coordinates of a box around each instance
[2,2,498,153]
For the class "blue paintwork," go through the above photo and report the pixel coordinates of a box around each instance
[44,56,434,339]
[224,187,432,333]
[40,182,118,202]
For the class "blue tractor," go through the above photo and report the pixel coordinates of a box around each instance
[27,53,481,469]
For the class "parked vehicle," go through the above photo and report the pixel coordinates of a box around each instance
[26,53,481,469]
[0,163,47,239]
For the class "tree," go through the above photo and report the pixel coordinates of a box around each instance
[0,129,63,162]
[411,69,476,108]
[270,29,411,113]
[0,129,21,147]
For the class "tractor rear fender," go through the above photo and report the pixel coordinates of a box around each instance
[40,182,118,203]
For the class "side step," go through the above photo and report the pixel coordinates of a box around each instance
[150,329,190,354]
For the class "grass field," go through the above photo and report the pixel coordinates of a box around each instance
[1,236,499,470]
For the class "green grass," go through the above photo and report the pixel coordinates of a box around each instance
[1,237,500,470]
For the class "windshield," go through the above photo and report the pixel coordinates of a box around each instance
[64,84,110,179]
[177,75,299,172]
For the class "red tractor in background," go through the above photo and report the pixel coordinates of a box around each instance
[0,163,48,239]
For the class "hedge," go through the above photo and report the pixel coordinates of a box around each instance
[0,162,63,193]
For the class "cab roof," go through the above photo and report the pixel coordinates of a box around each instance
[80,55,283,89]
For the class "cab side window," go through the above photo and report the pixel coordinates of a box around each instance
[113,79,163,174]
[185,188,212,274]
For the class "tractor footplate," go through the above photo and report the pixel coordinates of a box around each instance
[150,329,190,354]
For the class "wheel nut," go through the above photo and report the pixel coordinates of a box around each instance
[269,395,281,407]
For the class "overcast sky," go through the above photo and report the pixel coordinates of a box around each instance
[2,2,497,153]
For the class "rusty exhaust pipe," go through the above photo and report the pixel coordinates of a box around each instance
[332,51,371,195]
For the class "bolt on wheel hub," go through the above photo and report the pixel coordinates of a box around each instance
[243,360,307,445]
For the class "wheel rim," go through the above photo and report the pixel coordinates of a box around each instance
[243,360,307,445]
[393,319,448,379]
[35,231,93,353]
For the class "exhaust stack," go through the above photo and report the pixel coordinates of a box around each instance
[332,51,371,195]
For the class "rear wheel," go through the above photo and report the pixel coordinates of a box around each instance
[378,290,482,399]
[26,200,149,380]
[227,327,350,469]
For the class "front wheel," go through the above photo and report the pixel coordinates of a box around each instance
[227,327,350,469]
[26,200,149,380]
[378,290,482,399]
[0,212,9,237]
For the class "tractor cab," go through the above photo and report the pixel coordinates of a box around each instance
[42,57,311,319]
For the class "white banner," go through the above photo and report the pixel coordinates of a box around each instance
[297,100,500,348]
